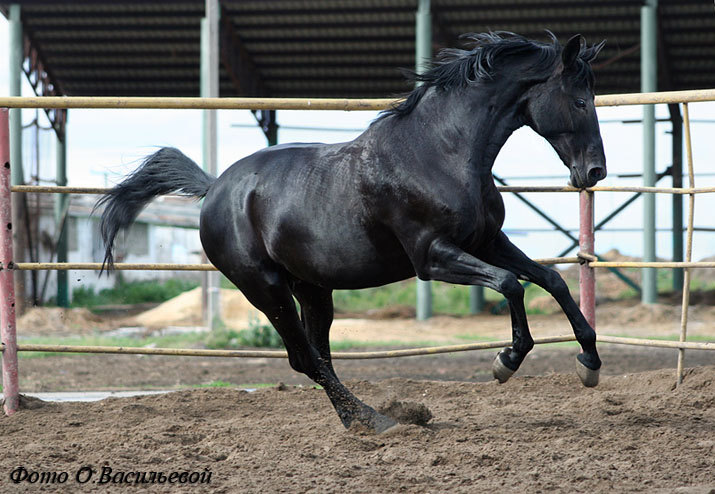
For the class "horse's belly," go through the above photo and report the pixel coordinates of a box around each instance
[268,225,415,289]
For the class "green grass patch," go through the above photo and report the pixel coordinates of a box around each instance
[70,278,199,308]
[237,382,281,389]
[616,267,715,297]
[333,279,564,316]
[329,339,450,351]
[193,380,235,388]
[205,318,284,349]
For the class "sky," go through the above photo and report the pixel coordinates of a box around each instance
[2,18,714,264]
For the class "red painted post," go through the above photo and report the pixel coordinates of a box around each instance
[579,190,596,329]
[0,108,19,415]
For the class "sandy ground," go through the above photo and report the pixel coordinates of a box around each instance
[1,368,713,493]
[4,280,715,492]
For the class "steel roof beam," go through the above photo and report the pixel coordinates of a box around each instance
[220,6,268,97]
[14,13,67,139]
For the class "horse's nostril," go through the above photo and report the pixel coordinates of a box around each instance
[587,166,606,183]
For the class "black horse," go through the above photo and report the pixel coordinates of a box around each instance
[98,32,607,432]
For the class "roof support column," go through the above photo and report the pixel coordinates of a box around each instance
[201,0,220,329]
[55,127,68,307]
[9,4,27,314]
[641,0,658,304]
[415,0,432,321]
[669,104,683,291]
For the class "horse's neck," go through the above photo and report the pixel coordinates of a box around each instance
[414,85,523,175]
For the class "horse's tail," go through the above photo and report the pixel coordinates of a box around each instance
[94,147,216,271]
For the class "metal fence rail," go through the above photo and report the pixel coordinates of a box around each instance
[10,184,715,195]
[0,88,714,110]
[7,335,714,360]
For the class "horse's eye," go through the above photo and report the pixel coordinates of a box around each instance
[574,98,587,109]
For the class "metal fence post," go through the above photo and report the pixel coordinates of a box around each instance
[579,190,596,329]
[0,108,19,415]
[415,0,433,321]
[201,0,221,330]
[641,0,658,304]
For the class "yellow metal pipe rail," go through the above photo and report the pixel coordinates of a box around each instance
[590,261,715,269]
[10,257,578,271]
[0,88,714,111]
[0,96,396,111]
[6,334,713,360]
[595,336,715,351]
[12,184,715,195]
[12,336,573,359]
[11,259,715,272]
[12,262,217,271]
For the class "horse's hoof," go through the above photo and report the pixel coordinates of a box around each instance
[492,351,515,384]
[576,357,600,387]
[345,407,397,433]
[372,413,398,434]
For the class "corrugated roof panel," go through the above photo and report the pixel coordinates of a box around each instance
[3,0,714,98]
[230,11,414,26]
[225,0,417,13]
[33,30,199,41]
[25,16,199,27]
[21,3,202,14]
[244,40,416,54]
[438,5,638,22]
[237,26,415,40]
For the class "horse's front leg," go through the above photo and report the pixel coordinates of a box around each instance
[480,232,600,387]
[416,238,534,383]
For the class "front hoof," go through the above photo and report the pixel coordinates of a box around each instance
[576,357,600,387]
[492,350,516,384]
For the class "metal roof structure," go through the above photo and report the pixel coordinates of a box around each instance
[2,0,714,102]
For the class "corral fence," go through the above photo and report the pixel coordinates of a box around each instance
[1,88,715,415]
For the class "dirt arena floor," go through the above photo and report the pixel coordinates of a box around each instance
[2,287,714,492]
[0,367,713,493]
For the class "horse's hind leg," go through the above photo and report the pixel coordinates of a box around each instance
[290,281,337,379]
[481,233,601,387]
[230,269,395,432]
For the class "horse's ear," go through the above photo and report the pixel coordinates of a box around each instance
[562,34,584,69]
[582,39,606,64]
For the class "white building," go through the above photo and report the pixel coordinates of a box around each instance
[24,193,204,303]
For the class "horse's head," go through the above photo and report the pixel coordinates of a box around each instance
[522,35,606,188]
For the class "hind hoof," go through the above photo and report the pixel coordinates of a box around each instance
[492,351,515,384]
[576,357,600,387]
[373,413,398,434]
[343,405,397,433]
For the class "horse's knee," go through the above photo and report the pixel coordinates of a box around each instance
[499,274,524,300]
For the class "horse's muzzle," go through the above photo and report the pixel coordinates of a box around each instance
[570,164,606,188]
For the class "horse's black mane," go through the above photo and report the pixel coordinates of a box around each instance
[379,31,602,120]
